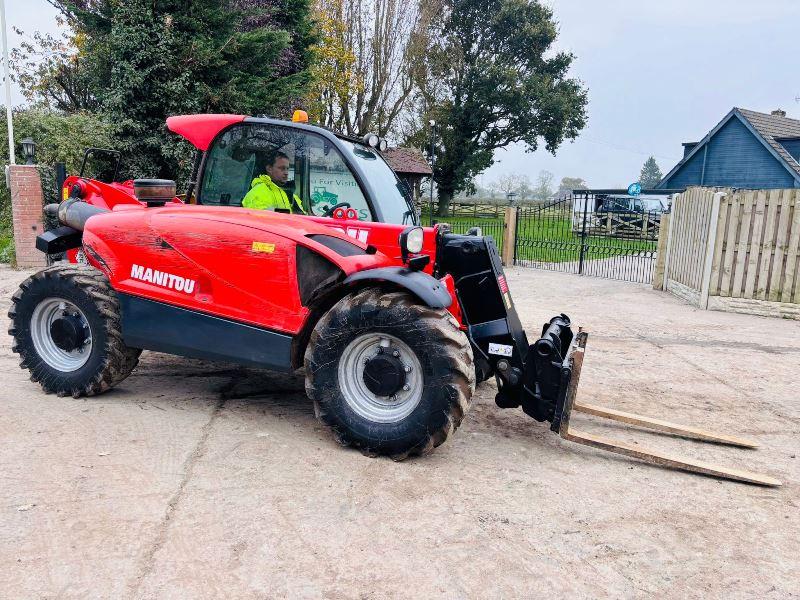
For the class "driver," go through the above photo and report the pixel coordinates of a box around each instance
[242,150,306,214]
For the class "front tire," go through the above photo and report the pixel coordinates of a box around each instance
[8,264,141,397]
[304,288,475,459]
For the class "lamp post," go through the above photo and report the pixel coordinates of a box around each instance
[428,119,436,225]
[506,191,517,206]
[21,137,35,165]
[0,0,14,165]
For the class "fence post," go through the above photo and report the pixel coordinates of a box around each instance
[699,191,725,309]
[661,195,678,292]
[652,212,671,290]
[578,193,589,274]
[502,206,518,266]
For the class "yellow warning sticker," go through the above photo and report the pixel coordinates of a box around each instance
[252,241,276,253]
[62,187,69,201]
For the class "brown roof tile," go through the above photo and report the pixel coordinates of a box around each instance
[737,108,800,177]
[381,147,432,176]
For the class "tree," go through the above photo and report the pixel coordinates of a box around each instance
[516,174,533,200]
[0,108,116,263]
[308,0,437,138]
[533,170,554,202]
[408,0,587,215]
[10,25,98,112]
[44,0,315,181]
[556,176,588,198]
[490,173,532,203]
[494,173,519,198]
[640,156,663,188]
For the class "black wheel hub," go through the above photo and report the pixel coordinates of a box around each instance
[50,314,88,352]
[363,350,406,397]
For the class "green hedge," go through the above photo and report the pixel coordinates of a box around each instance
[1,108,115,263]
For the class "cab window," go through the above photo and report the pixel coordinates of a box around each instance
[198,123,373,221]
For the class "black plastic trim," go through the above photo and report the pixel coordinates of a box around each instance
[343,267,451,308]
[470,318,510,338]
[119,294,294,371]
[36,226,82,254]
[306,234,367,256]
[296,245,344,306]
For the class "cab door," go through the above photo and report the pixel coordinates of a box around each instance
[196,121,376,222]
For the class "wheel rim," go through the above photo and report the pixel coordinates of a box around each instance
[338,333,423,424]
[30,298,92,372]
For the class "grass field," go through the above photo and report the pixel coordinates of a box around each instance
[421,213,507,253]
[420,212,656,264]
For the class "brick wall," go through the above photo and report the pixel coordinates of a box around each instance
[9,165,47,269]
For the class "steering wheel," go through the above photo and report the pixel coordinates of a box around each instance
[321,202,351,218]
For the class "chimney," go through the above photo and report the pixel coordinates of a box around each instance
[771,109,787,117]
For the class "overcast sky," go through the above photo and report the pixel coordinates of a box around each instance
[4,0,800,188]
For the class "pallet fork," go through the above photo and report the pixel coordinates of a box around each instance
[554,332,781,487]
[437,234,780,486]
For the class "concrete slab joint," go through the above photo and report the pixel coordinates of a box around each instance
[8,164,47,269]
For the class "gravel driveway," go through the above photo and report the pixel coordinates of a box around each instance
[1,264,798,599]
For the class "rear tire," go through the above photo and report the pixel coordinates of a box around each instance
[305,288,475,459]
[8,264,141,398]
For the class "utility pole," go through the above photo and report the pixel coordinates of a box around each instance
[428,119,436,225]
[1,0,14,165]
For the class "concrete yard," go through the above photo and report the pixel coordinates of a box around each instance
[1,264,798,599]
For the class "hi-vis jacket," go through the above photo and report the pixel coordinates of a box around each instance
[242,175,306,213]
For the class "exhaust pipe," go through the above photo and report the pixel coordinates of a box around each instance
[44,197,109,232]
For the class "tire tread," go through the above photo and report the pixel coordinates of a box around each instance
[8,264,141,397]
[305,287,474,459]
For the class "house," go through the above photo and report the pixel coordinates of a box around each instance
[657,108,800,190]
[381,147,432,207]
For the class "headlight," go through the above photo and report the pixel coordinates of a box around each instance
[399,226,424,260]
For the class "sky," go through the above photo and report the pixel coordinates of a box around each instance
[484,0,800,188]
[3,0,800,188]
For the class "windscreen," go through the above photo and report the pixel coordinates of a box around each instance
[339,140,417,225]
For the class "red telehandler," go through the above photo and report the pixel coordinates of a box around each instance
[8,113,779,485]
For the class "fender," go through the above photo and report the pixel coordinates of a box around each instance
[343,267,452,309]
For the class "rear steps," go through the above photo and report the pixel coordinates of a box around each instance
[557,333,781,487]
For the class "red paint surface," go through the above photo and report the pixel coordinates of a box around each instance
[80,205,458,335]
[166,114,247,151]
[63,113,463,334]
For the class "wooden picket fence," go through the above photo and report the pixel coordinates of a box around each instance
[655,187,800,319]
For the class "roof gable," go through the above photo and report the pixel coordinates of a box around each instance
[738,108,800,177]
[658,108,800,188]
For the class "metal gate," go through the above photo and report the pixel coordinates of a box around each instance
[424,202,507,255]
[514,192,666,284]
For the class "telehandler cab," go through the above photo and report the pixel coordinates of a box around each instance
[9,113,779,485]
